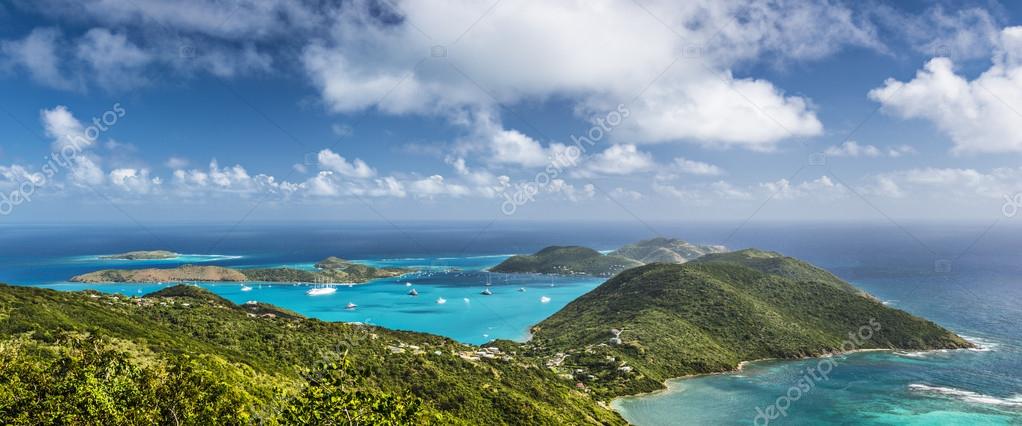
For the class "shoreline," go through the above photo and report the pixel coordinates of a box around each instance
[610,342,984,412]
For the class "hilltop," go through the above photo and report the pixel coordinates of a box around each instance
[609,237,726,264]
[0,284,624,425]
[489,246,642,277]
[527,249,973,398]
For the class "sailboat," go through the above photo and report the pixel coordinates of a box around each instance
[346,302,358,310]
[485,272,492,286]
[481,288,493,296]
[436,297,447,304]
[408,288,419,296]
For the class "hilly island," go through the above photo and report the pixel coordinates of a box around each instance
[69,257,411,284]
[490,238,727,276]
[1,244,972,424]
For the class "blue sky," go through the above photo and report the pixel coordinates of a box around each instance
[1,0,1022,224]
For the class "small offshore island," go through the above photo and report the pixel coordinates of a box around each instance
[70,256,411,284]
[99,250,180,260]
[2,240,975,424]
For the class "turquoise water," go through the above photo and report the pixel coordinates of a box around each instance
[32,254,603,345]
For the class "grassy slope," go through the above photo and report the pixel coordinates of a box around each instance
[529,250,972,398]
[0,284,623,425]
[490,246,642,277]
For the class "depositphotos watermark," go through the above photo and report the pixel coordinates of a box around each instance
[0,103,126,216]
[496,104,630,215]
[752,318,882,426]
[1002,193,1022,218]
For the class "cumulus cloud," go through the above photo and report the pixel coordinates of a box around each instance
[170,160,300,197]
[407,175,469,198]
[109,168,160,194]
[577,144,656,177]
[673,157,723,176]
[547,179,595,202]
[870,26,1022,153]
[299,0,880,151]
[317,149,376,178]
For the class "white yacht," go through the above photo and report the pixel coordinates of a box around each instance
[306,287,336,296]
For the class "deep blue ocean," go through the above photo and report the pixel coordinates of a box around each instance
[0,221,1019,425]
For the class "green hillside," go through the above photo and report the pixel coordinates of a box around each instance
[0,284,624,425]
[528,250,972,398]
[490,246,642,277]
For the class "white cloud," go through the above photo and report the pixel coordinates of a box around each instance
[39,105,110,187]
[864,167,1022,200]
[578,144,656,176]
[887,145,916,157]
[75,28,152,90]
[760,176,846,200]
[109,168,160,194]
[547,179,595,202]
[0,27,74,90]
[609,187,643,201]
[171,159,299,196]
[870,26,1022,153]
[861,176,905,198]
[41,105,91,151]
[825,141,881,157]
[598,73,822,150]
[673,157,723,176]
[299,0,879,151]
[710,181,752,199]
[407,175,469,198]
[877,5,1001,61]
[488,128,552,168]
[317,149,376,178]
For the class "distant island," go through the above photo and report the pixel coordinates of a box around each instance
[609,237,726,264]
[70,257,412,284]
[99,250,179,260]
[525,249,974,399]
[490,246,643,276]
[490,237,727,276]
